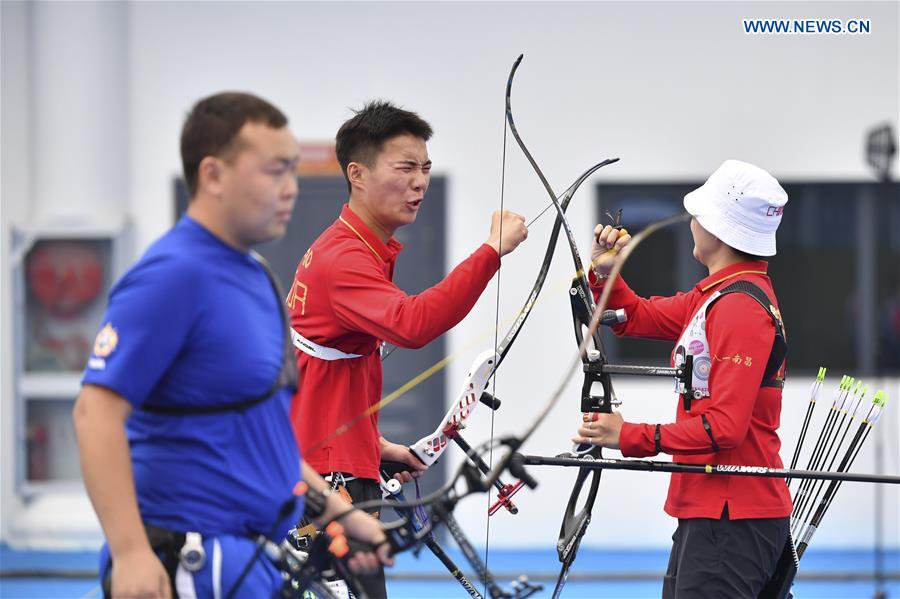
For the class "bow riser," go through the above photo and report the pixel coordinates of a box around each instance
[411,349,499,466]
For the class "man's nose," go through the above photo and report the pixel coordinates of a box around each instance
[284,174,299,199]
[412,171,429,191]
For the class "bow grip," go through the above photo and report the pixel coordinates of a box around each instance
[380,455,424,480]
[581,373,613,414]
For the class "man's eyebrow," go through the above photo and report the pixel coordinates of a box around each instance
[274,156,300,167]
[395,159,432,167]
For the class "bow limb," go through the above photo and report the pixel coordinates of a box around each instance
[504,54,618,419]
[503,53,617,595]
[505,55,603,285]
[495,158,617,368]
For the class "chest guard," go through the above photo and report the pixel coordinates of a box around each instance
[674,280,787,412]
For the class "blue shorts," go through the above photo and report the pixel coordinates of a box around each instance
[100,533,284,599]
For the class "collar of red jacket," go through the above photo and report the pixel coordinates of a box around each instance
[696,260,769,293]
[338,204,403,263]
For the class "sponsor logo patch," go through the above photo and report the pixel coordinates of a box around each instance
[92,322,119,358]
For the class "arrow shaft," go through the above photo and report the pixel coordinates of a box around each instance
[521,454,900,484]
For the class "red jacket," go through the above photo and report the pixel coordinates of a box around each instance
[590,261,792,519]
[288,205,500,480]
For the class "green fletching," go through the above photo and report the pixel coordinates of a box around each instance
[817,367,826,381]
[873,391,887,407]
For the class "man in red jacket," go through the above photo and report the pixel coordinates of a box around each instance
[575,160,791,598]
[287,101,528,598]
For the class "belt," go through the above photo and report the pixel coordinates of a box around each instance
[291,329,363,361]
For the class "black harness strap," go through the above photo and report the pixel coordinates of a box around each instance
[141,252,297,415]
[711,280,787,387]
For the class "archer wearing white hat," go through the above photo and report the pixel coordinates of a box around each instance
[576,160,792,598]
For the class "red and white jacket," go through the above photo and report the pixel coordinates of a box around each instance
[288,205,499,481]
[590,261,792,519]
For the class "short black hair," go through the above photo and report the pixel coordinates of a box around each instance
[335,100,433,193]
[180,92,288,197]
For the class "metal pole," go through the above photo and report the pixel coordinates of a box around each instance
[874,390,886,599]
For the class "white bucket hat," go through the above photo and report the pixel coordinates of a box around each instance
[683,160,788,257]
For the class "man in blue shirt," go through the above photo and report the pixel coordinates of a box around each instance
[74,92,391,598]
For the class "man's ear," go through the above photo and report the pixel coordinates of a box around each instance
[347,161,366,193]
[197,156,224,197]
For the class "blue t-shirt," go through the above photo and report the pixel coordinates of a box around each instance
[83,216,302,537]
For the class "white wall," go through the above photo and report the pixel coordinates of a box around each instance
[2,0,897,550]
[1,0,32,547]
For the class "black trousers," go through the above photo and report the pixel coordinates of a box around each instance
[342,478,387,599]
[662,505,789,599]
